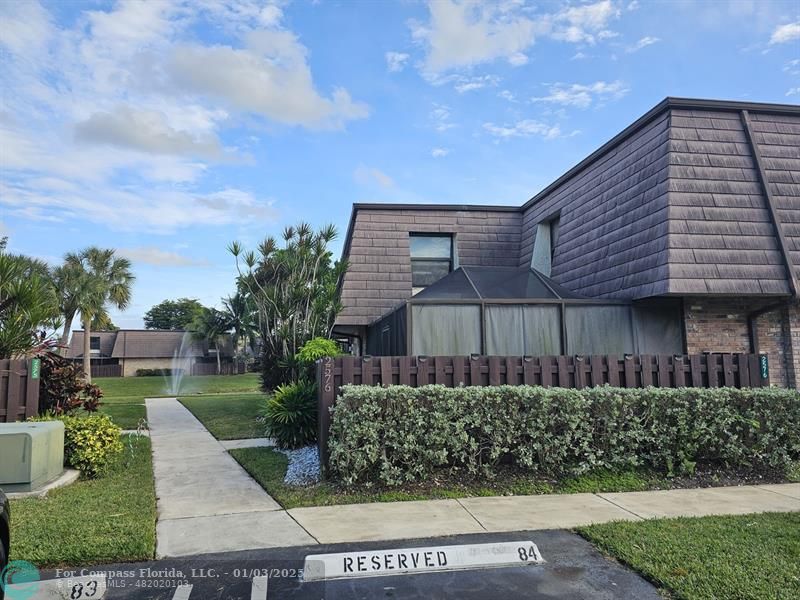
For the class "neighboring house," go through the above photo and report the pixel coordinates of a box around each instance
[66,330,232,377]
[333,97,800,388]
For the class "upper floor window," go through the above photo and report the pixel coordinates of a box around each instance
[410,234,453,287]
[90,336,101,351]
[531,215,560,277]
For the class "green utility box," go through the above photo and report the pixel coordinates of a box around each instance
[0,421,65,492]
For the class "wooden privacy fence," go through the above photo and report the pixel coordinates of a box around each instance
[91,364,122,378]
[316,353,768,465]
[190,361,247,376]
[1,359,40,423]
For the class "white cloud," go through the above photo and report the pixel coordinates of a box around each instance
[784,59,800,74]
[354,165,394,188]
[483,119,575,140]
[118,246,211,267]
[626,36,660,53]
[0,1,367,234]
[787,88,800,97]
[0,179,278,232]
[532,80,630,108]
[74,106,227,159]
[385,51,410,72]
[431,148,449,158]
[411,0,538,73]
[627,1,640,10]
[410,0,620,76]
[430,103,456,132]
[0,0,53,56]
[571,51,588,60]
[167,30,369,129]
[770,21,800,44]
[453,74,500,93]
[552,0,620,45]
[498,90,516,102]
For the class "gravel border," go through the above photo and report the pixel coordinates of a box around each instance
[279,445,320,485]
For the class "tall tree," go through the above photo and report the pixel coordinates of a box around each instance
[222,291,256,353]
[66,248,135,381]
[51,260,98,353]
[143,298,206,330]
[190,307,231,375]
[0,241,59,358]
[230,223,346,389]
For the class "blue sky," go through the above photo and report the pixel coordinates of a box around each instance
[1,0,799,328]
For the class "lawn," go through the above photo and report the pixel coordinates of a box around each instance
[228,447,670,509]
[95,372,261,399]
[579,512,800,600]
[91,373,261,430]
[180,393,267,439]
[9,434,156,568]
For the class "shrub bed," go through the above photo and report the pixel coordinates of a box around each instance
[328,385,800,486]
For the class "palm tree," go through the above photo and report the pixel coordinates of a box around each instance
[222,291,256,353]
[190,308,231,375]
[0,246,59,358]
[67,248,135,381]
[51,261,97,353]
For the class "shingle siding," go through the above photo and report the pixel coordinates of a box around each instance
[518,111,672,299]
[336,100,800,327]
[749,112,800,285]
[336,208,522,325]
[665,108,792,296]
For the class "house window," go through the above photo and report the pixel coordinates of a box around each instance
[410,234,453,287]
[90,336,101,351]
[531,215,560,277]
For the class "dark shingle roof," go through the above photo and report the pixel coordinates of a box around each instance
[66,330,208,359]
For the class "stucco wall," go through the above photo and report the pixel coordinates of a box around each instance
[122,358,187,377]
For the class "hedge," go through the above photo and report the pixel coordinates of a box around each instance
[135,368,183,377]
[328,385,800,486]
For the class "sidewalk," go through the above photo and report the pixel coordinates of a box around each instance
[287,483,800,544]
[146,397,800,557]
[146,398,315,557]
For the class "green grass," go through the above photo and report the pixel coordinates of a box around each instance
[579,512,800,600]
[97,403,147,430]
[228,448,665,509]
[10,435,156,568]
[91,373,261,430]
[180,393,266,439]
[95,372,261,400]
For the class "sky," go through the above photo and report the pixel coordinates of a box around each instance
[1,0,799,328]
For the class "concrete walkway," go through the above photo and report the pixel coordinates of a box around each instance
[287,484,800,544]
[146,398,315,557]
[146,397,800,557]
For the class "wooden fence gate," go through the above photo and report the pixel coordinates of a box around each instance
[316,353,768,466]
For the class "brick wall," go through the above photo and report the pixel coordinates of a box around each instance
[787,301,800,388]
[683,297,793,387]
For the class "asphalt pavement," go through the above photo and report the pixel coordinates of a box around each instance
[37,530,660,600]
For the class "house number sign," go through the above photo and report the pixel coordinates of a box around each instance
[30,358,41,380]
[322,356,333,393]
[759,354,769,380]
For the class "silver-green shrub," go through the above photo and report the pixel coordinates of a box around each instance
[328,385,800,486]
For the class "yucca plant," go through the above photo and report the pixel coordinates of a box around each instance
[262,379,317,449]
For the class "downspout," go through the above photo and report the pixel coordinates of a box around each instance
[740,110,798,354]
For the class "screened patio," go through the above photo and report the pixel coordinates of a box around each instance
[366,266,684,357]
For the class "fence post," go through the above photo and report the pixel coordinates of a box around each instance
[317,357,336,475]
